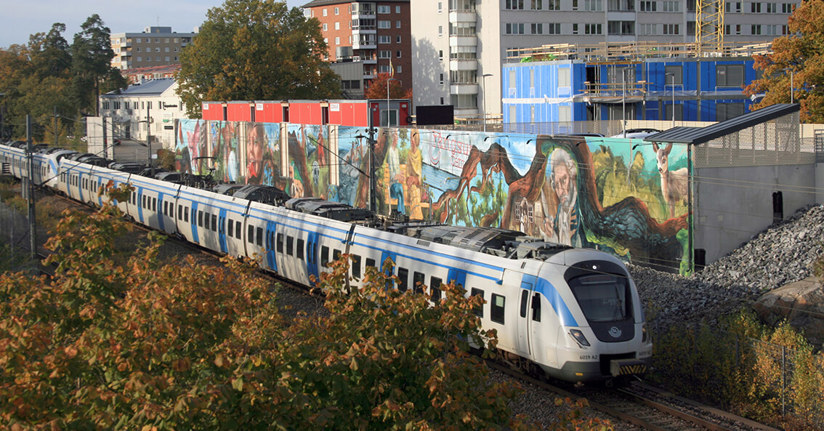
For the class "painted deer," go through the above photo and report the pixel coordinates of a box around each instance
[652,142,688,218]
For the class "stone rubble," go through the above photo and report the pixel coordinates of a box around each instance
[630,204,824,334]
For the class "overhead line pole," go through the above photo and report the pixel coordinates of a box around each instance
[26,115,36,261]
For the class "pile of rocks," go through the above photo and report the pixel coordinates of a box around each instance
[630,204,824,334]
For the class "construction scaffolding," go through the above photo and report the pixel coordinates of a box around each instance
[506,41,772,64]
[696,0,726,57]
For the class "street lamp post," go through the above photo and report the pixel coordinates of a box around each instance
[666,72,676,127]
[481,73,493,133]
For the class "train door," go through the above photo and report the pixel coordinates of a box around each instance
[265,221,278,272]
[218,209,228,253]
[306,230,319,285]
[517,274,538,358]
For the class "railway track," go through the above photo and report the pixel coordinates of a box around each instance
[486,360,779,431]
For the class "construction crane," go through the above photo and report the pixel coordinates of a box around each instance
[696,0,725,57]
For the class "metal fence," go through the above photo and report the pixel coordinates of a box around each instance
[816,130,824,163]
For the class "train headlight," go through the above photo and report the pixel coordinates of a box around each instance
[568,329,590,348]
[642,323,651,343]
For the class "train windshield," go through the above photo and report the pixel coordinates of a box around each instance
[568,274,630,323]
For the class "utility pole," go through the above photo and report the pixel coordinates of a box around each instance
[53,106,58,147]
[367,127,376,213]
[102,116,108,159]
[146,103,152,167]
[26,115,36,261]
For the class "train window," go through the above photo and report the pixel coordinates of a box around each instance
[333,249,342,265]
[211,214,217,231]
[351,254,361,279]
[520,290,529,318]
[297,238,304,260]
[178,205,182,219]
[276,233,284,253]
[198,211,203,227]
[236,221,241,239]
[430,277,443,302]
[366,258,376,269]
[142,195,146,208]
[413,272,424,294]
[491,294,506,324]
[228,219,234,237]
[152,198,156,211]
[532,292,541,322]
[321,246,329,267]
[256,227,263,247]
[286,236,294,256]
[397,268,408,292]
[248,225,254,243]
[184,207,189,222]
[471,288,484,317]
[307,242,314,264]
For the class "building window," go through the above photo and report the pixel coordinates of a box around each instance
[396,5,401,12]
[781,3,794,13]
[335,36,340,45]
[717,64,745,87]
[717,103,745,121]
[378,20,391,29]
[572,23,579,34]
[662,1,680,11]
[585,0,603,11]
[585,23,602,34]
[608,20,635,35]
[396,35,401,43]
[438,25,443,36]
[396,65,402,73]
[322,8,328,16]
[640,23,656,35]
[396,20,401,28]
[766,2,776,13]
[751,24,762,35]
[531,23,543,34]
[322,23,327,31]
[558,68,571,87]
[379,50,391,58]
[439,73,444,85]
[663,24,680,35]
[531,0,543,9]
[396,50,402,58]
[379,35,391,44]
[547,23,561,34]
[335,22,340,30]
[334,6,339,14]
[438,50,443,60]
[378,5,390,13]
[687,21,696,36]
[505,0,525,9]
[751,2,761,12]
[438,1,443,12]
[640,0,656,11]
[505,23,525,35]
[665,65,683,85]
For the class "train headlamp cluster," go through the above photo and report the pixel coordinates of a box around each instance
[568,329,590,347]
[642,323,650,343]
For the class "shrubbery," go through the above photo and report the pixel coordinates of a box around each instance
[650,310,824,430]
[0,201,537,429]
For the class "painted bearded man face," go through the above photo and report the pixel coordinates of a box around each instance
[553,162,572,206]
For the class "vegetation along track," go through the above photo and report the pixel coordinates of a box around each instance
[487,360,780,430]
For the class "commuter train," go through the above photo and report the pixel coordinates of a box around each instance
[0,142,652,383]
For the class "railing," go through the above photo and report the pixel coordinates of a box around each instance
[507,41,773,63]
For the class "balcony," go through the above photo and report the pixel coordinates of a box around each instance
[449,11,476,24]
[450,83,479,95]
[449,36,477,48]
[449,59,478,71]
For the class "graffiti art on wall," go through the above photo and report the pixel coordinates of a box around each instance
[245,122,283,188]
[176,119,207,174]
[175,120,692,273]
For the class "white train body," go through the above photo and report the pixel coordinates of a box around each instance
[0,143,652,382]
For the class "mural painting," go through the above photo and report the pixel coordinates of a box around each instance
[336,127,370,208]
[174,120,692,273]
[175,119,207,174]
[209,121,242,183]
[245,122,283,188]
[286,124,331,199]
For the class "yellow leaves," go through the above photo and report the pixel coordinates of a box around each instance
[63,345,77,359]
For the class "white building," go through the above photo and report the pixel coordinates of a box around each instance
[410,0,801,120]
[98,79,186,151]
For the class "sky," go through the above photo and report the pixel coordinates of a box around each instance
[0,0,306,49]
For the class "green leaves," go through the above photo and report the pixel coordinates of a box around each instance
[176,0,341,118]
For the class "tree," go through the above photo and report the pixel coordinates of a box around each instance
[177,0,341,118]
[0,190,532,429]
[71,14,125,117]
[365,72,409,100]
[744,0,824,122]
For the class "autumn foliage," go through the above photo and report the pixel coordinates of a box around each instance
[0,200,532,429]
[744,0,824,122]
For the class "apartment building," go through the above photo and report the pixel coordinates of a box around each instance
[411,0,801,119]
[303,0,412,99]
[110,26,196,70]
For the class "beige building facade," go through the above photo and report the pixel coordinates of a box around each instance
[110,26,196,70]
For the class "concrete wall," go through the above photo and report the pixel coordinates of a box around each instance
[694,163,818,263]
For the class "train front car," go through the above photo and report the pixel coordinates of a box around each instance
[535,248,651,383]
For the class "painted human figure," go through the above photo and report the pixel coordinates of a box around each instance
[386,130,404,215]
[541,149,580,246]
[406,130,423,219]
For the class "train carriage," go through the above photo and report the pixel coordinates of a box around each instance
[0,140,653,384]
